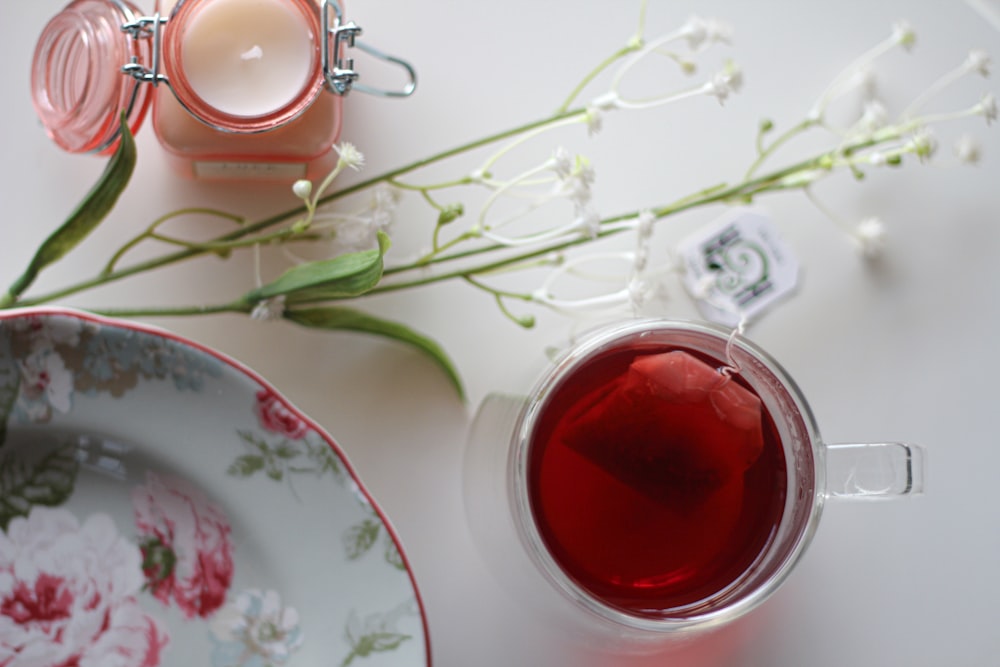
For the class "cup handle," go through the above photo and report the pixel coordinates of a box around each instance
[824,442,926,499]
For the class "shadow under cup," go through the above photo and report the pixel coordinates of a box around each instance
[465,319,924,645]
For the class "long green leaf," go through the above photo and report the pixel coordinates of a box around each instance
[0,117,137,306]
[245,232,390,304]
[284,306,464,399]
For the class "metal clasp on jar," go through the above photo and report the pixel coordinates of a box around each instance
[321,0,417,98]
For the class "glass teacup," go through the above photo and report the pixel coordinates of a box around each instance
[464,319,924,649]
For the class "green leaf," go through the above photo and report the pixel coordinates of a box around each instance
[227,454,266,477]
[343,632,411,666]
[384,538,405,570]
[0,443,79,530]
[245,232,390,304]
[273,442,300,459]
[0,115,136,306]
[344,518,381,560]
[283,306,464,399]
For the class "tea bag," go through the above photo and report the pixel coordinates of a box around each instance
[562,350,765,510]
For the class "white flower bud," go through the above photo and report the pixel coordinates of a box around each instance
[584,107,603,136]
[853,217,887,259]
[292,179,313,200]
[892,20,916,51]
[250,295,287,321]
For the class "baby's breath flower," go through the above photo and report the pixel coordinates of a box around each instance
[292,179,313,201]
[584,107,603,136]
[250,295,286,321]
[628,277,653,310]
[578,207,602,239]
[954,134,982,164]
[554,155,596,210]
[975,92,998,125]
[893,20,916,50]
[335,142,365,171]
[550,147,573,180]
[853,216,887,259]
[692,273,718,301]
[857,99,890,132]
[681,16,733,51]
[965,49,992,78]
[636,210,655,240]
[707,61,743,104]
[369,182,400,230]
[907,128,937,161]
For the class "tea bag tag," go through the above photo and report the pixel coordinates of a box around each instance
[678,208,799,327]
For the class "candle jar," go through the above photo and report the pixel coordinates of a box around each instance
[31,0,415,181]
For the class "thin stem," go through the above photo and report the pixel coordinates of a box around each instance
[463,276,535,327]
[558,44,641,113]
[745,118,817,178]
[103,207,244,275]
[556,0,648,113]
[87,299,250,319]
[388,175,475,192]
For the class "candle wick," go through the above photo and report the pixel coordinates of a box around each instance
[240,45,264,61]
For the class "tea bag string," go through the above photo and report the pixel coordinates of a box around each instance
[719,315,749,380]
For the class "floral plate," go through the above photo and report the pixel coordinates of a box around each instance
[0,308,430,667]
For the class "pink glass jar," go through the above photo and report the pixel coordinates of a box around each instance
[31,0,412,181]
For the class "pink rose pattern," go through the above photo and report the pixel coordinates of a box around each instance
[253,390,310,440]
[0,507,168,667]
[131,472,235,620]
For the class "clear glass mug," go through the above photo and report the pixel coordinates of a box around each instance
[464,319,924,650]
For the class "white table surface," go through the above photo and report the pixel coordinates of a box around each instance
[2,1,999,665]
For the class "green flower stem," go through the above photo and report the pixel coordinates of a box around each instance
[10,108,588,310]
[88,299,251,319]
[103,207,245,275]
[556,0,648,112]
[388,176,476,192]
[558,43,641,113]
[745,118,818,179]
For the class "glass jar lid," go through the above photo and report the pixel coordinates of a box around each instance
[31,0,153,154]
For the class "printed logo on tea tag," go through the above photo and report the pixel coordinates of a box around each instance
[678,209,799,326]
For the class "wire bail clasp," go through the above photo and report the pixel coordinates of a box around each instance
[119,12,169,85]
[322,0,417,98]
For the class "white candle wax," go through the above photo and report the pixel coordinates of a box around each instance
[180,0,314,117]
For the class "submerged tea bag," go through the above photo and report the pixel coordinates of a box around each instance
[562,350,765,510]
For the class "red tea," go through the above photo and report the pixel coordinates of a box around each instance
[527,344,787,615]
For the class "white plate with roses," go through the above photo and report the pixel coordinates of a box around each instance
[0,307,429,667]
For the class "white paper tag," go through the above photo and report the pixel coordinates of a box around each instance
[677,208,799,326]
[193,161,308,180]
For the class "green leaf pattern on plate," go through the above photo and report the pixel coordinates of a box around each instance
[341,600,417,667]
[0,440,78,530]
